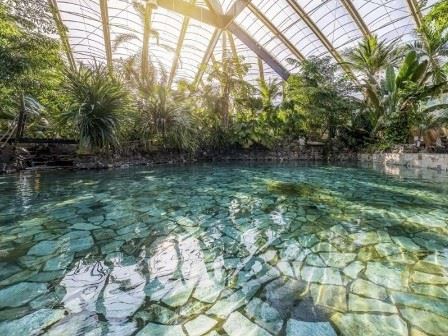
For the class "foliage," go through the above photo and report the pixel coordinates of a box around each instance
[61,64,131,151]
[0,4,66,137]
[363,50,447,143]
[206,56,252,128]
[133,84,199,152]
[4,0,55,34]
[343,35,400,80]
[424,0,448,32]
[286,57,360,141]
[410,20,448,84]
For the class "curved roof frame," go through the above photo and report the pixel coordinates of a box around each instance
[50,0,427,85]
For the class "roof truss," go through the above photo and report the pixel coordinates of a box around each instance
[48,0,76,70]
[53,0,424,84]
[99,0,113,70]
[339,0,371,37]
[285,0,355,79]
[248,2,304,61]
[405,0,423,28]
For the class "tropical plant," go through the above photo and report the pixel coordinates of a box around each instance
[206,56,252,128]
[410,20,448,84]
[0,4,66,138]
[113,1,174,83]
[365,51,447,142]
[424,0,448,32]
[131,83,199,151]
[0,95,48,147]
[343,35,401,81]
[286,57,360,141]
[61,64,130,151]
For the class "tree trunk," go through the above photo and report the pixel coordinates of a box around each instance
[141,4,153,79]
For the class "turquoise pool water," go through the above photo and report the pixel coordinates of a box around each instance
[0,163,447,336]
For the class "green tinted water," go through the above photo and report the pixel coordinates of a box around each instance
[0,163,447,335]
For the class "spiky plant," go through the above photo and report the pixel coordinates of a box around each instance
[61,64,130,151]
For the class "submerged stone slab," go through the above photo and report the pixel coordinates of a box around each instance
[44,253,74,271]
[162,280,196,308]
[412,271,448,285]
[392,236,422,252]
[301,266,343,286]
[223,312,271,336]
[136,323,185,336]
[0,282,48,308]
[375,243,402,257]
[319,252,356,268]
[184,315,217,336]
[343,261,364,279]
[411,284,448,299]
[27,240,59,256]
[401,307,448,335]
[349,232,381,246]
[350,279,388,300]
[331,313,408,336]
[390,292,448,317]
[310,284,347,312]
[348,294,397,313]
[286,319,336,336]
[365,262,408,290]
[245,298,283,334]
[0,309,64,336]
[134,304,176,325]
[207,289,248,318]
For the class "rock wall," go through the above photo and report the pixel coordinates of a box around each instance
[0,142,358,174]
[359,153,448,172]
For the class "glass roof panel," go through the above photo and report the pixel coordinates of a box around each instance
[174,19,215,84]
[57,0,106,63]
[251,0,331,59]
[351,0,416,42]
[54,0,433,83]
[296,0,363,52]
[235,7,296,71]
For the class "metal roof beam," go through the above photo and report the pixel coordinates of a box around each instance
[285,0,355,79]
[339,0,371,37]
[248,3,304,61]
[194,28,222,87]
[223,0,251,27]
[405,0,423,28]
[228,23,289,80]
[158,0,224,27]
[48,0,76,70]
[204,0,224,14]
[99,0,113,70]
[168,13,192,87]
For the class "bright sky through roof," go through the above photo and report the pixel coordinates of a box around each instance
[55,0,437,85]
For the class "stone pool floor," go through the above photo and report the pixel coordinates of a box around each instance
[0,163,447,335]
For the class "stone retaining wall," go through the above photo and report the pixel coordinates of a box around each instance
[0,142,360,174]
[359,153,448,172]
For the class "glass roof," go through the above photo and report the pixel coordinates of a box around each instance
[53,0,433,85]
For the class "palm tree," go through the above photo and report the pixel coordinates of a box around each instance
[410,20,448,84]
[113,1,173,84]
[206,56,251,128]
[344,35,401,82]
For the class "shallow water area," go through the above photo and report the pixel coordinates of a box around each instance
[1,162,448,336]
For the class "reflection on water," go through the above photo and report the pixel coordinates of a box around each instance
[0,163,448,335]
